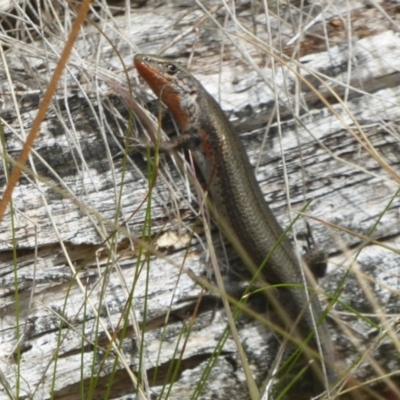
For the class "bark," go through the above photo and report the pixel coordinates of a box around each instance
[0,1,399,399]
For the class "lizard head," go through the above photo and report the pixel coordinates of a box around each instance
[134,54,200,132]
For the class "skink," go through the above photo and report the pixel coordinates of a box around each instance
[134,53,336,395]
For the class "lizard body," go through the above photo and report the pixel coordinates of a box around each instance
[134,53,336,394]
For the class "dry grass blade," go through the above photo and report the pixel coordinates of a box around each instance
[0,0,93,223]
[0,1,399,399]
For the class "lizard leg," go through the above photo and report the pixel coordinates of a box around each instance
[129,129,202,154]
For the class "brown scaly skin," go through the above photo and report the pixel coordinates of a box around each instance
[134,53,337,396]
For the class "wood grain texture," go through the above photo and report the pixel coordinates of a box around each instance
[0,1,399,399]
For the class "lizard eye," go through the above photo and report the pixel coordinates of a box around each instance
[165,63,178,75]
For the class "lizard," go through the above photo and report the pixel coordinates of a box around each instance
[133,53,337,396]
